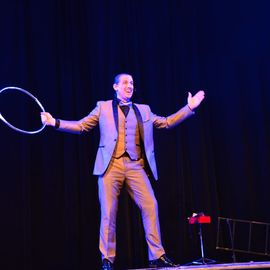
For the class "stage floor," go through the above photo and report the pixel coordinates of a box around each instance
[127,261,270,270]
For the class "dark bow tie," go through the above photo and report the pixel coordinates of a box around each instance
[120,105,130,117]
[119,100,132,106]
[116,99,132,117]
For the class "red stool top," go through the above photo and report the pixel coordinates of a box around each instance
[188,213,211,224]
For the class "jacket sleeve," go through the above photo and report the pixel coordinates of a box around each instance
[57,102,101,134]
[152,105,195,129]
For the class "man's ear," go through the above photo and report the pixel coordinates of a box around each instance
[113,83,118,91]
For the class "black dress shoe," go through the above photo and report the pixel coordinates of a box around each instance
[101,259,114,270]
[149,254,179,268]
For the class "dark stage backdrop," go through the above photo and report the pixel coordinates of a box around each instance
[1,0,270,269]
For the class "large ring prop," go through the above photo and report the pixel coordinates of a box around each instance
[0,86,46,134]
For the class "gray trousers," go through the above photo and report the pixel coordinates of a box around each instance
[98,155,165,262]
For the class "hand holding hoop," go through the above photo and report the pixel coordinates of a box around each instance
[41,112,56,126]
[0,86,47,134]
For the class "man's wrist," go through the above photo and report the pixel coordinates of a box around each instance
[54,119,60,129]
[187,104,194,111]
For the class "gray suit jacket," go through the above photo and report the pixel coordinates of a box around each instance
[77,100,194,180]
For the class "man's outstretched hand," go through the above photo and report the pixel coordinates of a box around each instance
[41,112,56,126]
[187,90,205,110]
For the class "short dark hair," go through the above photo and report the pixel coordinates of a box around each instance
[114,73,132,84]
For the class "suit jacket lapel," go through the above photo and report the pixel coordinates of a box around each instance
[132,104,144,142]
[112,99,119,132]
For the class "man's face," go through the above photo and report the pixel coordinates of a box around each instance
[113,74,134,102]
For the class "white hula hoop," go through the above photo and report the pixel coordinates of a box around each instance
[0,86,46,134]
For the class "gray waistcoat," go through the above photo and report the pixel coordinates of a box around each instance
[113,106,141,160]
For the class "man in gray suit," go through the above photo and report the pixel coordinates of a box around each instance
[41,73,205,269]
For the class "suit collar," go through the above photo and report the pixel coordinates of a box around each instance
[112,99,119,132]
[132,104,144,141]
